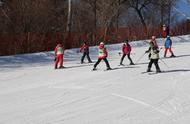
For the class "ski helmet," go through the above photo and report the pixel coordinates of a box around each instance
[151,36,156,39]
[100,42,104,45]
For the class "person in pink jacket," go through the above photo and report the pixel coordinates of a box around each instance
[93,42,111,70]
[54,42,64,69]
[120,40,134,65]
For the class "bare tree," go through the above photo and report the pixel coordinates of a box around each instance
[122,0,153,34]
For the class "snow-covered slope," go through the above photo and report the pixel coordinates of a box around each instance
[0,35,190,124]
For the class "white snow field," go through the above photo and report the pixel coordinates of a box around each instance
[0,35,190,124]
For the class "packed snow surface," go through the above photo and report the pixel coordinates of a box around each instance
[0,35,190,124]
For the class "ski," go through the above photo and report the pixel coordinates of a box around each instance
[141,71,164,75]
[118,64,125,66]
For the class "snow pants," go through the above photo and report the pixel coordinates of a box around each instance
[94,58,111,69]
[164,48,174,57]
[120,53,133,64]
[81,52,92,63]
[148,59,160,71]
[55,54,63,68]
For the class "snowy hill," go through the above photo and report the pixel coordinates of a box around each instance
[0,35,190,124]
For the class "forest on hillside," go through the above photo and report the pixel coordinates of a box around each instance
[0,0,190,55]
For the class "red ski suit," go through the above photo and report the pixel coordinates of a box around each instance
[55,44,64,68]
[98,45,108,59]
[80,44,89,53]
[161,26,169,38]
[122,44,131,55]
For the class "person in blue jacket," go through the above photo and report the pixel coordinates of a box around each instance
[164,36,175,57]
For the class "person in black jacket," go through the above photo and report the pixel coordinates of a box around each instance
[80,42,92,64]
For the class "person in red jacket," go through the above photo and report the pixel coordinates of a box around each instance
[80,42,92,64]
[54,42,64,69]
[120,40,134,65]
[161,24,169,38]
[93,42,111,70]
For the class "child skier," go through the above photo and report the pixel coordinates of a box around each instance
[164,36,175,57]
[145,41,161,73]
[54,42,64,69]
[150,36,158,48]
[120,40,134,65]
[80,42,92,64]
[147,36,159,59]
[93,42,111,70]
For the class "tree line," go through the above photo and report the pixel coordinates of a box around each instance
[0,0,189,55]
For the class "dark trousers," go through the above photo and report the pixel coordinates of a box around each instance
[120,54,133,64]
[81,52,92,63]
[94,58,110,69]
[148,59,160,71]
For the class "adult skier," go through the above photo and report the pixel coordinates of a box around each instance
[80,42,92,64]
[93,42,111,70]
[54,43,64,69]
[161,24,169,38]
[120,40,134,65]
[145,41,161,73]
[164,36,176,57]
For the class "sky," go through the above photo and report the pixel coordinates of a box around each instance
[176,0,190,20]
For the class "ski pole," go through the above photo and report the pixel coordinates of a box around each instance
[159,58,170,68]
[135,53,146,64]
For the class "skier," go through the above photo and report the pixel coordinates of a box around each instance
[54,42,64,69]
[164,36,175,57]
[80,42,92,64]
[93,42,111,70]
[120,40,134,65]
[145,41,161,73]
[147,36,158,59]
[150,36,158,48]
[161,24,169,38]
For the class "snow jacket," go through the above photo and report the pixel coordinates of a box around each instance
[164,37,172,48]
[122,44,131,55]
[98,45,108,59]
[80,44,89,53]
[55,44,64,56]
[146,46,159,59]
[150,39,158,48]
[161,26,169,38]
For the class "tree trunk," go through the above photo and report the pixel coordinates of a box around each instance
[135,8,148,35]
[66,0,72,48]
[116,0,120,31]
[167,1,171,34]
[160,1,164,25]
[93,0,97,44]
[67,0,72,33]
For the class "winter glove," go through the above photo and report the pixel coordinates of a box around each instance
[148,53,151,59]
[153,49,159,53]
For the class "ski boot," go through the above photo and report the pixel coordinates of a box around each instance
[119,63,124,66]
[59,66,65,69]
[146,68,151,72]
[156,69,161,73]
[106,67,112,70]
[170,54,176,58]
[130,62,135,65]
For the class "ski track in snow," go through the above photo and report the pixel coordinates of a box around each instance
[0,35,190,124]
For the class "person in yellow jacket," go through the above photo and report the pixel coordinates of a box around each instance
[145,41,161,73]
